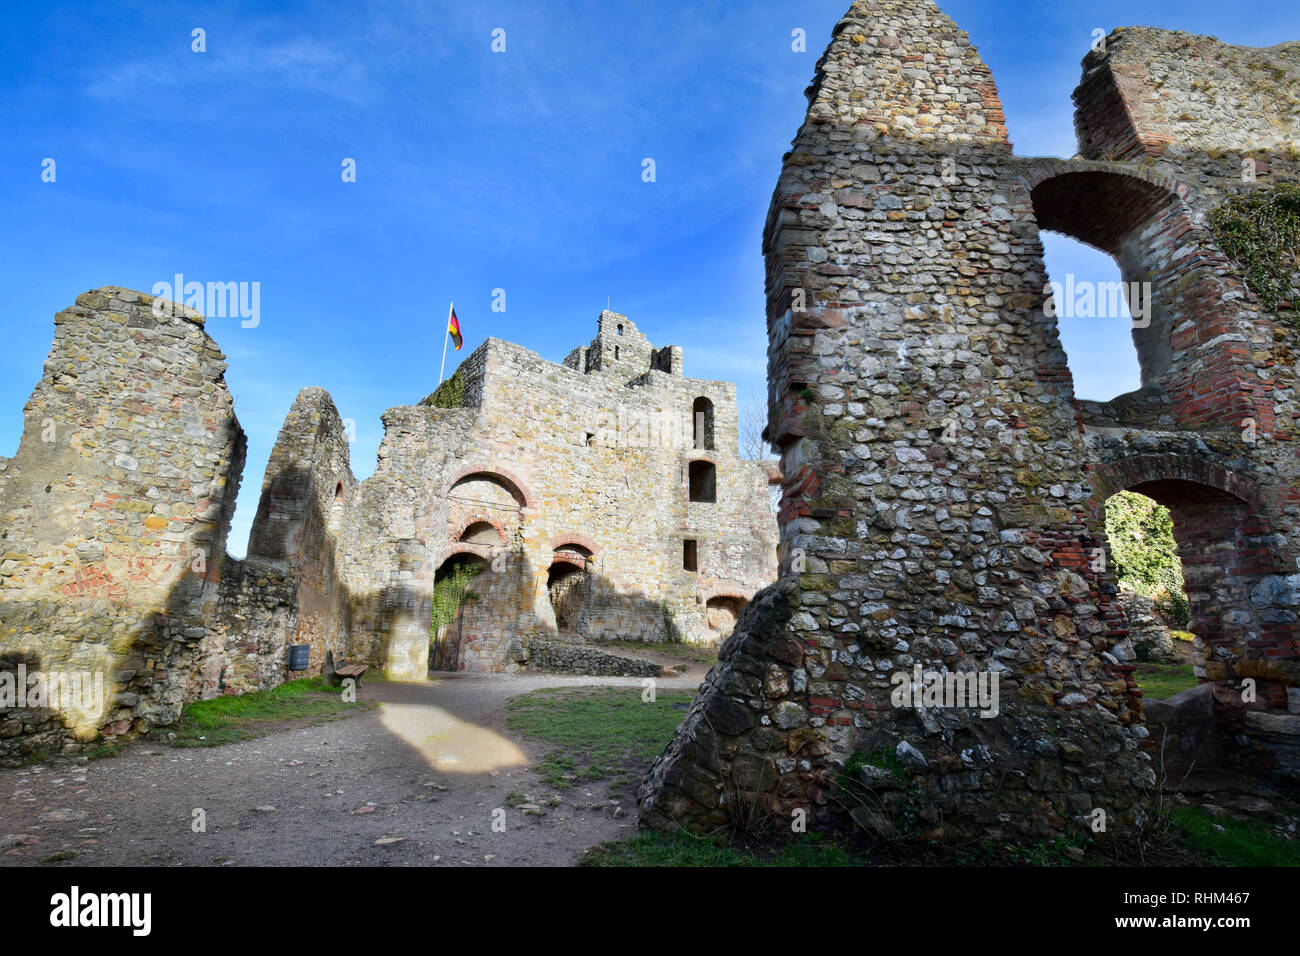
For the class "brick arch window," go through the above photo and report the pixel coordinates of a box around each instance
[688,460,716,503]
[692,397,714,450]
[447,470,529,510]
[1026,161,1254,429]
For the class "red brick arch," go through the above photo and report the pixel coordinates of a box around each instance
[1088,452,1264,511]
[549,533,599,555]
[445,464,534,510]
[697,581,753,606]
[549,535,597,570]
[450,513,511,544]
[436,543,495,568]
[1022,157,1262,431]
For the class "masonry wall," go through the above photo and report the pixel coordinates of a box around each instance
[242,387,357,682]
[0,288,245,759]
[1069,28,1300,775]
[642,0,1155,840]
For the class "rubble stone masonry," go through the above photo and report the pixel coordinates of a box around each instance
[640,0,1299,839]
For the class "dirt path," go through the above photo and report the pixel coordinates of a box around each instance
[0,668,704,867]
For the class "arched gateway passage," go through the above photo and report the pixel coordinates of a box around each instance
[1089,447,1293,771]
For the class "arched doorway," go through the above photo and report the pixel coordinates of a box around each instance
[429,552,487,672]
[547,544,592,634]
[1090,448,1293,774]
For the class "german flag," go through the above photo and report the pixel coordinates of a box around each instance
[447,303,463,351]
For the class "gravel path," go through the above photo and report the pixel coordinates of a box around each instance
[0,666,704,867]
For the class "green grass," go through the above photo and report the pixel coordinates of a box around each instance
[1134,663,1199,700]
[169,677,372,747]
[505,686,693,789]
[581,830,862,867]
[1169,806,1300,867]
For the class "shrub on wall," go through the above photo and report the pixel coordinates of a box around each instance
[1105,490,1191,627]
[422,368,466,409]
[1210,183,1300,321]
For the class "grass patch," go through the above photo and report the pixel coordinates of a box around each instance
[42,850,77,863]
[505,686,693,789]
[1134,662,1199,700]
[581,830,862,867]
[1168,806,1300,867]
[170,677,372,747]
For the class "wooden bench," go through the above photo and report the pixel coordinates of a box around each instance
[334,661,368,685]
[324,649,368,687]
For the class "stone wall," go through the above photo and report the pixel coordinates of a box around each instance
[1069,28,1300,777]
[642,3,1300,839]
[520,639,664,678]
[243,387,356,681]
[642,0,1164,840]
[0,288,245,759]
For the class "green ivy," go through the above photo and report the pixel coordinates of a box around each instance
[422,368,466,409]
[1105,491,1190,626]
[429,558,484,636]
[1209,183,1300,321]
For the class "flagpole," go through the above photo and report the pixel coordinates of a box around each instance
[438,301,452,387]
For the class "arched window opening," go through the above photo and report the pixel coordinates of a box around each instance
[459,521,504,545]
[328,481,345,533]
[688,460,716,503]
[692,396,715,450]
[1040,233,1141,402]
[705,596,745,637]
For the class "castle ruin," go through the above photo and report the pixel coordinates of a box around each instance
[0,299,778,758]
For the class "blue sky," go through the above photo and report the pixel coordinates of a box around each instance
[3,0,1297,557]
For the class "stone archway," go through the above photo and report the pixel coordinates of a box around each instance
[547,542,594,634]
[1023,158,1260,429]
[1089,446,1294,773]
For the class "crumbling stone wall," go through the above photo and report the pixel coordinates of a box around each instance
[1068,29,1300,775]
[240,387,356,682]
[642,0,1161,840]
[0,288,245,758]
[643,3,1300,839]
